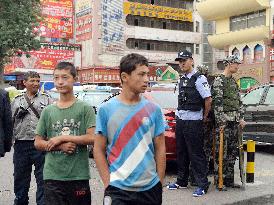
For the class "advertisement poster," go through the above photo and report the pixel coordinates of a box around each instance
[4,43,81,73]
[39,0,74,39]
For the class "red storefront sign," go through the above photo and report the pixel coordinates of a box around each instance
[40,0,73,39]
[78,68,121,84]
[78,66,168,84]
[76,14,92,42]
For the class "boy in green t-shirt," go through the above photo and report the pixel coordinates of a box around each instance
[35,62,95,205]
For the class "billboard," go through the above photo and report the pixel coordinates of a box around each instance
[124,2,192,22]
[39,0,73,39]
[102,0,124,53]
[75,0,92,42]
[4,43,81,73]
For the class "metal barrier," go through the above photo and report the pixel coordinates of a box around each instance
[246,140,255,183]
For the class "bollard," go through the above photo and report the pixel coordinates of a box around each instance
[246,140,255,183]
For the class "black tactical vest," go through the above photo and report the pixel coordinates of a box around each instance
[178,72,204,111]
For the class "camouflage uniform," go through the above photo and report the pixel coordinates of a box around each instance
[211,56,245,187]
[197,65,215,175]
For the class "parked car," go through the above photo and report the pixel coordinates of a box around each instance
[144,89,178,161]
[242,84,274,145]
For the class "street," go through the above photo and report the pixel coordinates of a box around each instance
[1,146,274,205]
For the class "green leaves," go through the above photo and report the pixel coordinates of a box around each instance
[0,0,42,83]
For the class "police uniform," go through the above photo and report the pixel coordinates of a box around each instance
[11,92,51,205]
[171,51,211,192]
[211,55,245,188]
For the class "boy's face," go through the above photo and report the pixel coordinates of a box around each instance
[121,64,149,94]
[53,69,75,94]
[23,77,40,95]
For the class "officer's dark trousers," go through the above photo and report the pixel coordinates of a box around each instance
[13,140,45,205]
[176,120,209,190]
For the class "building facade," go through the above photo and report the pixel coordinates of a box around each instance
[78,0,204,71]
[197,0,272,90]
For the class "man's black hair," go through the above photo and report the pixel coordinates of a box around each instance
[23,71,40,81]
[54,62,77,78]
[119,53,149,79]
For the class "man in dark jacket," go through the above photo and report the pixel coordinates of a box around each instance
[0,88,13,157]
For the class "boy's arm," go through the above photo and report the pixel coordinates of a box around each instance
[35,135,77,154]
[154,133,166,184]
[46,127,95,151]
[94,134,110,188]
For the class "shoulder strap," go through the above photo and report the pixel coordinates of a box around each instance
[24,94,40,119]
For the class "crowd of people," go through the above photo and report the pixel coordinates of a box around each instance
[0,51,245,205]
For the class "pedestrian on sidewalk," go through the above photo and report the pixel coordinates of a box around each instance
[211,55,246,190]
[94,53,166,205]
[167,50,211,197]
[0,88,13,158]
[11,71,51,205]
[35,62,96,205]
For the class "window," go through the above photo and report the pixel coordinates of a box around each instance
[243,46,252,64]
[242,87,265,105]
[232,47,240,57]
[125,15,193,31]
[230,10,266,31]
[254,44,263,62]
[195,44,200,54]
[151,0,154,4]
[163,22,167,29]
[134,41,139,49]
[263,87,274,105]
[126,38,194,53]
[195,21,200,32]
[147,43,151,50]
[134,19,139,26]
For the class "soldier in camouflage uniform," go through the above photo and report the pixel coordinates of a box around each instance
[197,65,215,175]
[211,55,246,190]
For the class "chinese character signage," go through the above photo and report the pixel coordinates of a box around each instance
[102,0,124,53]
[75,0,92,42]
[39,0,73,39]
[79,68,121,83]
[124,2,192,22]
[4,43,81,73]
[75,0,92,17]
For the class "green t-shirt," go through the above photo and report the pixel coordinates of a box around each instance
[36,100,95,181]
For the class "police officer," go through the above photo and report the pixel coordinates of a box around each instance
[12,71,51,205]
[167,50,212,197]
[211,55,246,190]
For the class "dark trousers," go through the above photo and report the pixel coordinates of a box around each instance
[104,182,162,205]
[13,140,45,205]
[175,120,209,190]
[44,180,91,205]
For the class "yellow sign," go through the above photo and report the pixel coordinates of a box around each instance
[123,2,192,22]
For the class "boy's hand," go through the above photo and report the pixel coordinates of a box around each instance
[46,136,64,151]
[60,142,77,154]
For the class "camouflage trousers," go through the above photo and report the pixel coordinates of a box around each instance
[214,121,239,186]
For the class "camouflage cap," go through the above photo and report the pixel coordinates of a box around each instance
[223,55,241,66]
[197,64,209,75]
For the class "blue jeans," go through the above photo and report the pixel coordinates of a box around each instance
[13,140,45,205]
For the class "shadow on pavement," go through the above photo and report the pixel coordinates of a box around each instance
[225,194,274,205]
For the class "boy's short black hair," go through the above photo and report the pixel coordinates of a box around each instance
[119,53,149,77]
[23,71,40,81]
[54,62,77,78]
